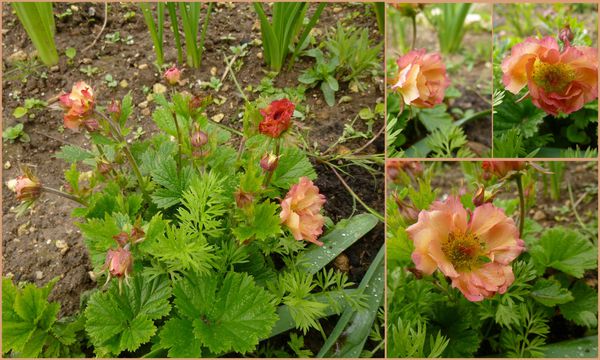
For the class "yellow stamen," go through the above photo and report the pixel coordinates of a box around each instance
[441,231,484,271]
[532,59,575,93]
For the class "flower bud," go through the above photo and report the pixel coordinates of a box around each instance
[482,161,526,179]
[394,195,419,223]
[112,231,129,247]
[559,24,574,47]
[97,161,112,175]
[10,174,42,202]
[260,153,279,172]
[164,66,181,85]
[104,247,133,278]
[191,125,208,148]
[473,186,486,207]
[130,226,145,242]
[83,118,99,132]
[234,189,254,209]
[108,100,121,119]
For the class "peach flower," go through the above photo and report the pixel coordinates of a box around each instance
[280,177,326,246]
[391,49,450,108]
[501,37,598,115]
[406,196,525,301]
[59,81,96,131]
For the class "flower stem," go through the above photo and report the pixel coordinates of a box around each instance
[410,15,417,50]
[515,175,526,236]
[42,186,88,206]
[172,111,183,173]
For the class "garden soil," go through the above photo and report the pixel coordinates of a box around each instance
[1,1,384,320]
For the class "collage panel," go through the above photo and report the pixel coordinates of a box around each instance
[2,2,385,358]
[492,3,598,158]
[386,159,598,358]
[386,3,493,158]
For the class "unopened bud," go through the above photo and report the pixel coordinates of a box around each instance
[191,126,208,148]
[559,24,574,47]
[104,247,133,278]
[164,66,181,85]
[234,189,254,209]
[113,231,129,247]
[260,153,279,172]
[10,174,42,202]
[108,100,121,119]
[473,186,486,207]
[97,161,112,175]
[83,118,99,132]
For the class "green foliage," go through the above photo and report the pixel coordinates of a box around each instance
[530,278,573,307]
[425,3,472,54]
[2,123,30,143]
[388,319,449,358]
[3,277,83,357]
[559,281,598,328]
[84,274,171,356]
[172,271,278,354]
[12,2,58,66]
[298,49,339,106]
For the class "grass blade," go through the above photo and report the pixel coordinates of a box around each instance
[166,3,183,64]
[139,3,164,65]
[12,2,58,66]
[196,2,213,69]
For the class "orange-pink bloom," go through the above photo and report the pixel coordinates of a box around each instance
[501,37,598,116]
[406,196,525,301]
[280,177,326,246]
[59,81,96,131]
[8,174,42,202]
[391,49,450,108]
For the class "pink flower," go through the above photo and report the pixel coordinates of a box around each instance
[406,196,525,301]
[391,49,450,108]
[104,247,133,278]
[8,174,42,202]
[501,37,598,115]
[280,177,326,246]
[59,81,95,131]
[164,66,181,85]
[259,98,295,138]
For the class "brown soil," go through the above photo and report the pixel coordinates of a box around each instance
[2,1,384,324]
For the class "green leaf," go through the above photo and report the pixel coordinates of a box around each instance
[151,158,194,209]
[54,144,95,163]
[494,94,546,139]
[529,227,597,278]
[173,271,278,354]
[78,214,121,267]
[85,274,171,355]
[299,213,379,275]
[13,107,28,118]
[159,317,202,358]
[233,201,281,241]
[272,146,316,189]
[417,104,453,132]
[530,278,574,307]
[65,47,76,59]
[543,335,598,358]
[559,281,598,328]
[3,123,27,142]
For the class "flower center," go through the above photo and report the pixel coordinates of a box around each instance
[532,59,575,93]
[441,231,483,271]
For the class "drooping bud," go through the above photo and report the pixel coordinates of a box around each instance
[260,153,279,172]
[104,247,133,278]
[83,118,100,132]
[234,189,254,209]
[482,161,526,179]
[393,193,419,223]
[97,160,112,175]
[112,232,129,247]
[559,24,574,48]
[191,124,208,148]
[130,226,145,243]
[108,100,121,120]
[473,186,486,207]
[164,66,181,85]
[9,173,42,202]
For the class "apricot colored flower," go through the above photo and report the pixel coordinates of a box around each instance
[8,174,42,202]
[164,66,181,85]
[391,49,450,108]
[280,177,326,246]
[259,98,295,138]
[59,81,95,131]
[104,247,133,278]
[482,161,526,179]
[406,196,525,301]
[501,37,598,115]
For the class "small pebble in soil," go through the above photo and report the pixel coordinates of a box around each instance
[35,271,43,280]
[7,50,27,65]
[139,100,149,109]
[153,83,167,94]
[119,80,129,88]
[17,222,30,237]
[55,240,69,255]
[210,67,218,76]
[4,161,11,169]
[138,63,148,70]
[334,253,350,273]
[212,113,225,123]
[50,65,60,72]
[533,210,547,221]
[82,58,93,64]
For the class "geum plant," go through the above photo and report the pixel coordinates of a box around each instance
[387,161,598,357]
[3,67,383,357]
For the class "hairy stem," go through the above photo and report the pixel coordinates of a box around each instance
[411,15,417,50]
[172,111,183,172]
[515,175,526,236]
[42,186,88,206]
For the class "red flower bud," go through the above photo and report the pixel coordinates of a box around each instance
[559,24,574,47]
[97,161,112,175]
[130,226,145,242]
[104,247,133,278]
[473,186,486,207]
[234,189,254,209]
[482,161,526,179]
[108,100,121,119]
[164,66,181,85]
[83,118,100,132]
[191,125,209,148]
[8,174,42,202]
[258,98,295,138]
[260,153,279,172]
[113,231,129,247]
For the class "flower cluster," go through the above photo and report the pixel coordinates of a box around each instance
[502,36,598,115]
[391,49,450,108]
[407,196,525,301]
